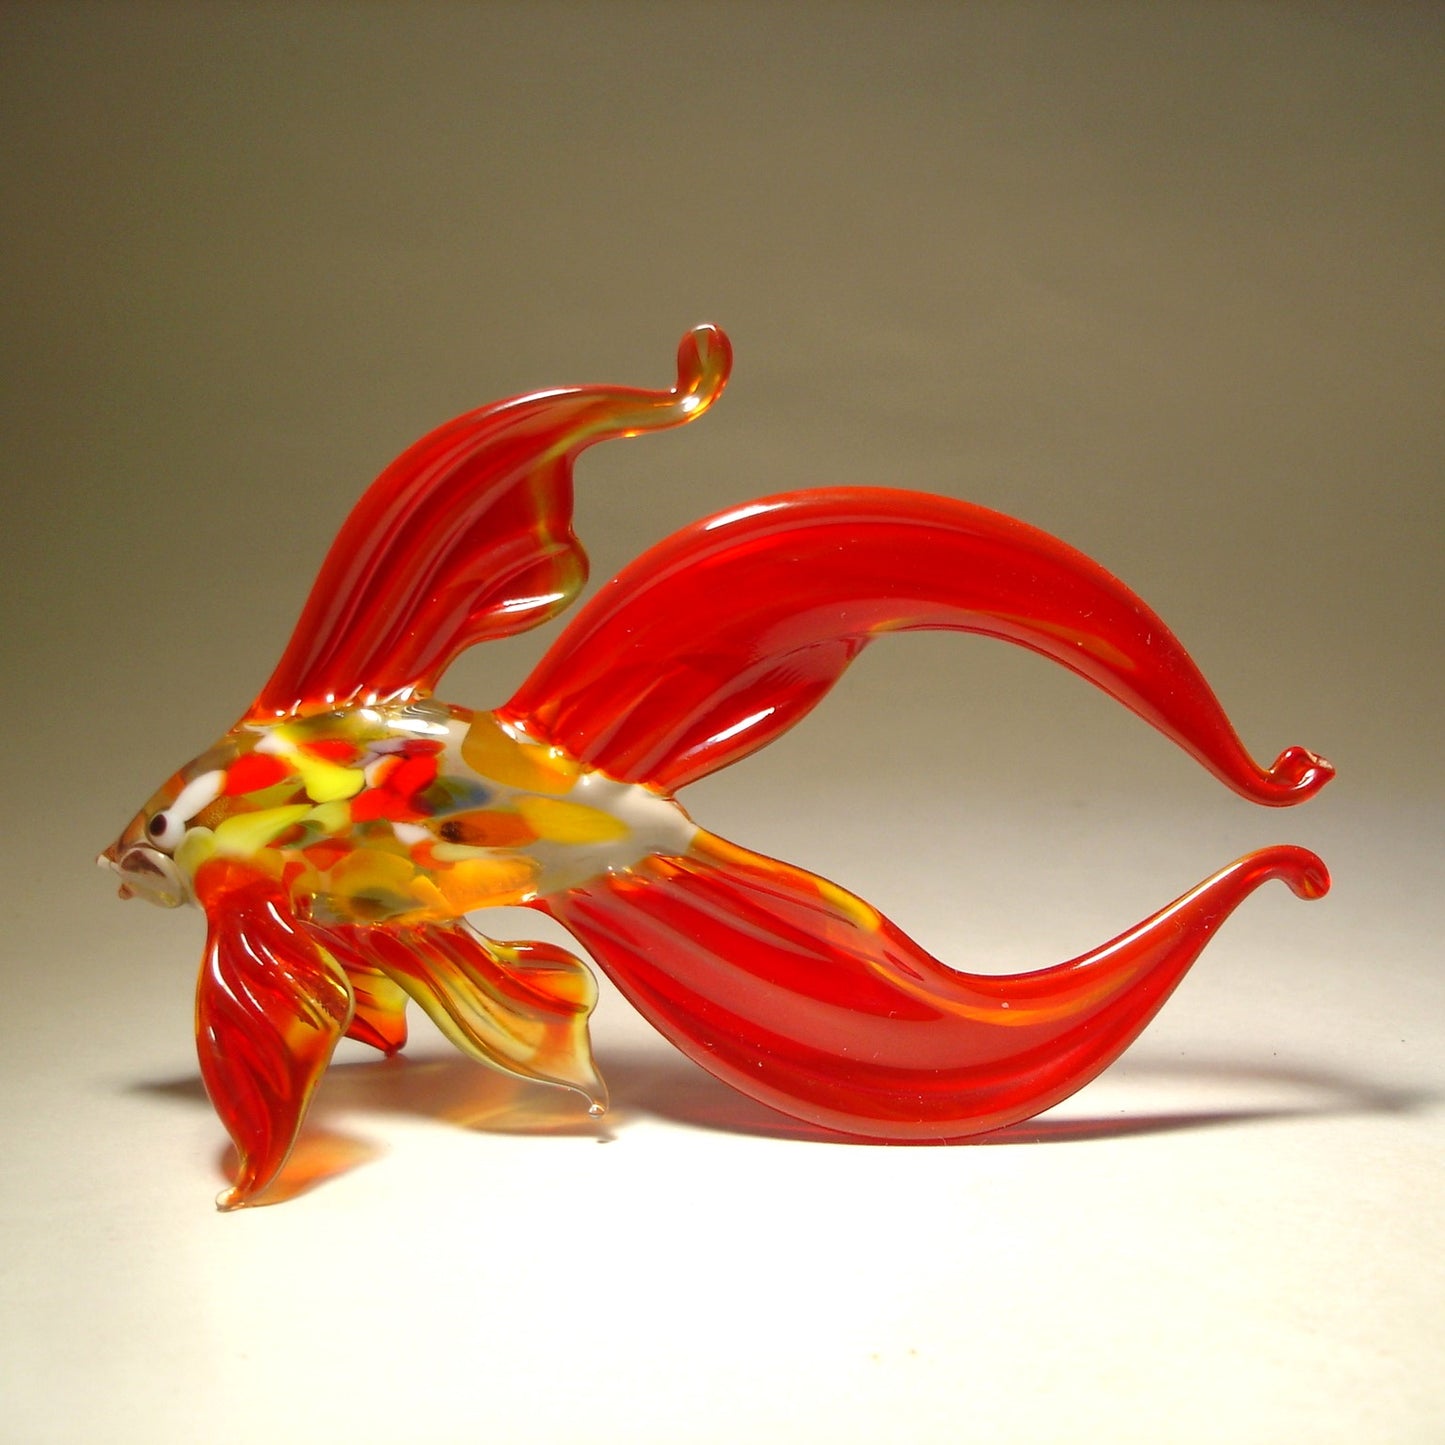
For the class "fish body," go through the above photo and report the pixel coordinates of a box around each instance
[106,702,695,923]
[101,325,1333,1208]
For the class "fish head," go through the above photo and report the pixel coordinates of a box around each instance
[99,735,257,908]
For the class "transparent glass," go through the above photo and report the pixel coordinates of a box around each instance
[100,326,1332,1208]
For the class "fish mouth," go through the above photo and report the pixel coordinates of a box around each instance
[99,844,188,908]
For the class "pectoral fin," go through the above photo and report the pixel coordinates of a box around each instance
[359,921,606,1111]
[195,882,354,1209]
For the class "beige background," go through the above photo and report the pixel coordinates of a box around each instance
[3,5,1441,1442]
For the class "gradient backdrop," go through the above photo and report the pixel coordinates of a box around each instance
[3,5,1441,1442]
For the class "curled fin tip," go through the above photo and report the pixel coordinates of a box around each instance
[215,1187,245,1213]
[1220,843,1330,902]
[672,323,732,420]
[1260,843,1332,901]
[1263,745,1335,805]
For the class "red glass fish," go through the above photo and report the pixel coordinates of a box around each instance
[100,325,1332,1208]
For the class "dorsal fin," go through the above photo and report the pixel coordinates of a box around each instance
[246,325,731,719]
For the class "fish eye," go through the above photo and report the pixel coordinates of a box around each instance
[146,811,186,853]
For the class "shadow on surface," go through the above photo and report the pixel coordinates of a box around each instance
[594,1048,1431,1145]
[134,1044,1430,1203]
[135,1054,615,1205]
[213,1131,385,1208]
[139,1055,612,1137]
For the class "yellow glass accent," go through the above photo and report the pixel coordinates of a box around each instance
[174,826,217,877]
[430,839,502,863]
[696,828,878,929]
[815,877,881,933]
[294,757,366,803]
[515,795,631,845]
[213,805,314,857]
[461,713,580,795]
[305,800,352,835]
[406,876,452,916]
[329,847,417,896]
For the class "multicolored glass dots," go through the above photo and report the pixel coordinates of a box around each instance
[100,325,1333,1208]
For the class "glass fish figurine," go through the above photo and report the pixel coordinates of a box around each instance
[100,325,1333,1209]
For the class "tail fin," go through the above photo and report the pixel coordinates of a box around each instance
[543,835,1330,1140]
[505,489,1331,804]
